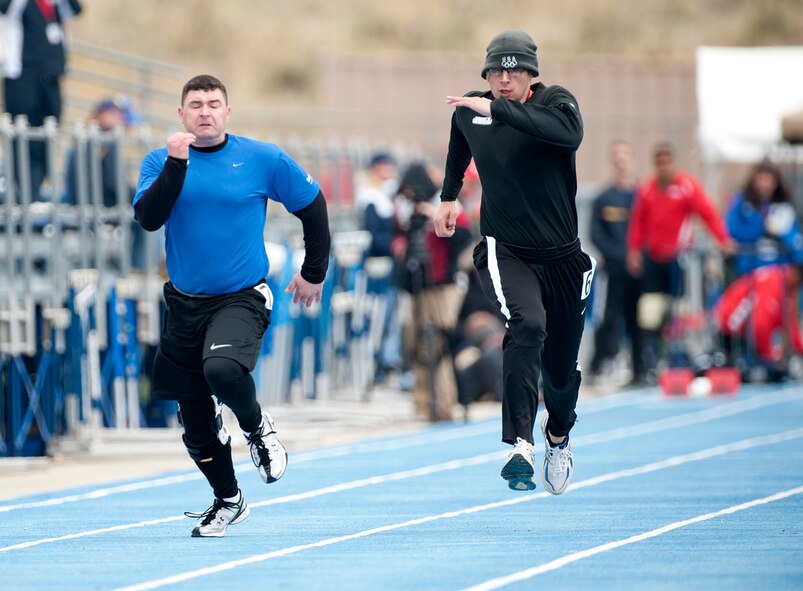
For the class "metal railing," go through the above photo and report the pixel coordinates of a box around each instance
[0,116,419,456]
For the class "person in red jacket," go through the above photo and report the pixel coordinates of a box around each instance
[716,264,803,368]
[626,142,733,376]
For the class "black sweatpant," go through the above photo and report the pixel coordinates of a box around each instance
[590,270,644,379]
[473,237,595,444]
[3,72,62,195]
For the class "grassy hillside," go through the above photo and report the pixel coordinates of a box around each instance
[69,0,803,108]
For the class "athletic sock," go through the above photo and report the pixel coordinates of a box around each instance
[549,436,569,448]
[222,490,241,504]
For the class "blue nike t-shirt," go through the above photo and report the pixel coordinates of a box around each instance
[134,135,319,295]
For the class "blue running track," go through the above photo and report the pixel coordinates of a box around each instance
[1,384,802,590]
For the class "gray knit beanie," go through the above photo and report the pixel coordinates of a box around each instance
[481,30,539,79]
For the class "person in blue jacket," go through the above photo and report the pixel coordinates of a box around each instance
[726,160,803,277]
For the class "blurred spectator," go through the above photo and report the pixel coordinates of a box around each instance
[452,267,505,407]
[354,151,398,258]
[449,158,494,408]
[63,95,139,207]
[587,140,645,385]
[726,159,803,277]
[62,95,153,271]
[458,158,482,222]
[716,263,803,377]
[354,152,402,381]
[393,161,472,421]
[627,142,733,377]
[1,0,82,195]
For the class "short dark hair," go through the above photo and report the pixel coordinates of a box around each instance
[652,141,675,158]
[181,74,228,105]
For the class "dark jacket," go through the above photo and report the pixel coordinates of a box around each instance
[1,0,82,77]
[440,82,583,250]
[590,184,635,276]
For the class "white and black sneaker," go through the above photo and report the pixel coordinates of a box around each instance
[539,411,574,495]
[500,437,537,491]
[245,411,288,484]
[186,490,250,538]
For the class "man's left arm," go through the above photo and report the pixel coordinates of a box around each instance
[287,191,331,307]
[490,86,584,151]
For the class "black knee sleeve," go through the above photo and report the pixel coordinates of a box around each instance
[202,357,261,432]
[203,356,248,399]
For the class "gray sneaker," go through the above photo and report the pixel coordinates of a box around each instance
[500,437,537,491]
[186,490,250,537]
[539,411,574,495]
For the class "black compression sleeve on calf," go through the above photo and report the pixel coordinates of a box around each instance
[135,156,188,231]
[291,191,331,284]
[183,436,239,500]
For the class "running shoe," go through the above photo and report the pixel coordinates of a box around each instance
[500,437,537,491]
[245,411,288,484]
[186,490,250,537]
[539,411,574,495]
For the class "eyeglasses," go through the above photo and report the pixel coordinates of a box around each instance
[486,68,527,78]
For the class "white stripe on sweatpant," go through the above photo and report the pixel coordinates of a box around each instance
[486,237,511,320]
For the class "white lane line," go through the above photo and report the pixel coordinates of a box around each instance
[573,386,801,447]
[0,452,501,553]
[0,421,497,514]
[1,383,798,547]
[107,428,803,591]
[460,484,803,591]
[0,389,658,513]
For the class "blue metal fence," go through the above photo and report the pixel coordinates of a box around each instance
[0,113,408,457]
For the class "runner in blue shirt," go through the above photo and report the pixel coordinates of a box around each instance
[134,74,331,537]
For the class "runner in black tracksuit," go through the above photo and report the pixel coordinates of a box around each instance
[434,30,595,495]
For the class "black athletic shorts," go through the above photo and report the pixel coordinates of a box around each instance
[151,281,273,401]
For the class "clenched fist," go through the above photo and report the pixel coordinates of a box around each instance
[167,132,197,160]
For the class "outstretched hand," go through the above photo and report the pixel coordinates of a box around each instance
[285,271,323,308]
[446,96,492,117]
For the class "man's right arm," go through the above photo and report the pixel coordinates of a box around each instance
[134,155,187,231]
[435,112,471,238]
[440,110,472,202]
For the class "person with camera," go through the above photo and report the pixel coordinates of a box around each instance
[394,161,473,421]
[434,30,594,495]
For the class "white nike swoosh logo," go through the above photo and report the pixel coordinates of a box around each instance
[210,343,233,350]
[232,162,244,167]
